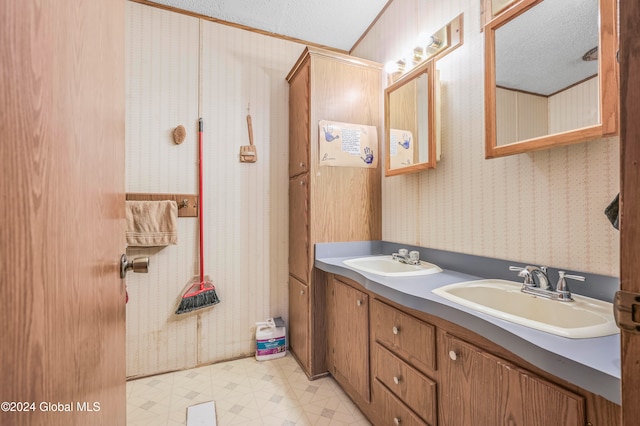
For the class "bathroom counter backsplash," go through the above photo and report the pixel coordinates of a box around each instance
[314,240,621,405]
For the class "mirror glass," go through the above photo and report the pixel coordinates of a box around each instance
[384,14,463,176]
[485,0,618,158]
[386,63,434,174]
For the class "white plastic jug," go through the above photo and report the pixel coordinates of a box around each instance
[255,318,286,361]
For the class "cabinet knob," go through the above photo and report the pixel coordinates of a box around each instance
[300,180,306,186]
[299,162,306,169]
[449,350,458,361]
[393,376,401,385]
[356,299,362,306]
[392,326,399,335]
[300,290,305,295]
[393,417,401,426]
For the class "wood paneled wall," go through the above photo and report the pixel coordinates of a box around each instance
[353,0,620,276]
[125,2,305,377]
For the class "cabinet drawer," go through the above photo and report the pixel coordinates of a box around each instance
[372,299,436,374]
[373,379,429,426]
[375,344,437,425]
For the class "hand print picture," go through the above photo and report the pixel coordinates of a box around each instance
[318,120,378,168]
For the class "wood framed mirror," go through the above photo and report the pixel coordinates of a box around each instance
[484,0,618,159]
[384,14,464,176]
[385,59,436,176]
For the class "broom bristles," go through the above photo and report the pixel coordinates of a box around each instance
[175,288,220,314]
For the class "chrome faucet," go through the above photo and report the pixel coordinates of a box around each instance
[510,265,552,290]
[509,265,585,302]
[392,248,421,265]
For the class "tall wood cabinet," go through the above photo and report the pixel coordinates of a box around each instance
[286,47,382,377]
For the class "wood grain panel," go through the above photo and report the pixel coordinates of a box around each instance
[307,51,383,261]
[373,380,429,426]
[440,333,501,425]
[288,59,310,177]
[288,276,309,371]
[519,369,584,426]
[371,299,437,374]
[127,2,304,374]
[0,0,125,424]
[125,2,200,377]
[287,49,382,378]
[289,175,310,283]
[196,18,304,366]
[375,344,438,425]
[330,278,370,402]
[619,0,640,424]
[440,333,585,426]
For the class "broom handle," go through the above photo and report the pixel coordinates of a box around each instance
[198,118,205,284]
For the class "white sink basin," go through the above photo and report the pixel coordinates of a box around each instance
[432,279,619,338]
[343,255,442,277]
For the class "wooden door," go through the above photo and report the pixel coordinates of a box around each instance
[619,1,640,424]
[0,1,126,425]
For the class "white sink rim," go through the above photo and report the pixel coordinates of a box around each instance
[432,279,619,339]
[342,255,443,277]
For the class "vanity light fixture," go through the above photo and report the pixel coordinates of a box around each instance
[384,59,407,80]
[385,24,450,83]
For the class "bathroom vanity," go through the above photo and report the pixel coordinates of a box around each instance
[314,241,621,425]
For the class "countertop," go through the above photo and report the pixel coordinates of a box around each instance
[314,241,621,405]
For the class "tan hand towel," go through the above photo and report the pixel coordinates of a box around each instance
[126,200,178,247]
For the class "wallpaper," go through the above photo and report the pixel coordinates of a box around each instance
[125,2,305,377]
[352,0,620,277]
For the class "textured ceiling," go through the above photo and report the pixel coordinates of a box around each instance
[146,0,390,51]
[495,0,599,96]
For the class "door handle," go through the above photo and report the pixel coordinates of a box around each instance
[120,254,149,278]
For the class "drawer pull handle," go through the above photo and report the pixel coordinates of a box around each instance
[393,417,401,426]
[449,350,458,361]
[356,300,362,306]
[393,376,401,385]
[392,326,399,335]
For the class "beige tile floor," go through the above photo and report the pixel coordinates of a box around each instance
[126,353,372,425]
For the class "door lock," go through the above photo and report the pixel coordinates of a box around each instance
[120,254,149,279]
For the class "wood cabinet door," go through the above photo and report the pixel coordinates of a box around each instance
[289,174,309,283]
[329,278,371,402]
[288,275,310,371]
[440,334,585,426]
[288,60,310,178]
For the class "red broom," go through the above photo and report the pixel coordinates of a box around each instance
[176,118,220,314]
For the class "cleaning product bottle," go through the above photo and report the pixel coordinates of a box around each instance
[255,317,286,361]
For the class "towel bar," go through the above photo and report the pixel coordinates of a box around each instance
[126,193,198,217]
